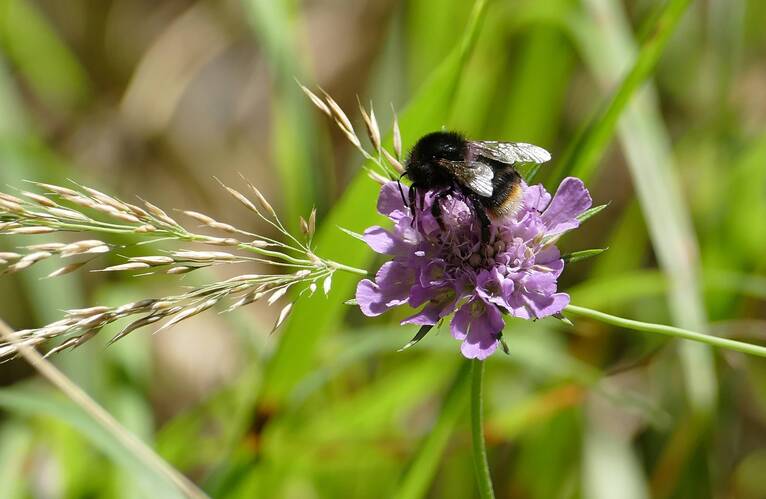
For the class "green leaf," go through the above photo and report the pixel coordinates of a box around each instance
[577,203,610,224]
[561,248,607,264]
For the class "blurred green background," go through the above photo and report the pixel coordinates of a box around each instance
[1,0,766,497]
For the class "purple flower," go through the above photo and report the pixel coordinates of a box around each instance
[356,177,592,359]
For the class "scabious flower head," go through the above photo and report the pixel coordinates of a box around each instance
[356,177,592,359]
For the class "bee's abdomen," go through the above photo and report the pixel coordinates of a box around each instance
[483,167,523,219]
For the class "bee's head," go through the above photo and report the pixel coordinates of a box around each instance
[404,131,466,187]
[409,131,465,164]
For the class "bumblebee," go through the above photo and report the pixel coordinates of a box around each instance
[402,131,551,243]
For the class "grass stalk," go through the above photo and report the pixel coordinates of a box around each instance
[0,317,209,499]
[566,305,766,358]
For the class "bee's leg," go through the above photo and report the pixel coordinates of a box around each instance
[463,190,491,244]
[397,172,409,208]
[408,184,419,227]
[431,191,448,231]
[408,184,418,213]
[397,179,409,209]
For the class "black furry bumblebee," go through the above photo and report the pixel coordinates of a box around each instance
[401,131,552,243]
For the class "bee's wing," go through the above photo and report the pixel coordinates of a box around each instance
[470,141,551,165]
[436,159,494,197]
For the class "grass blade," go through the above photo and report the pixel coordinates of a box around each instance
[549,0,693,183]
[394,361,469,499]
[241,0,325,224]
[0,318,208,499]
[572,0,715,415]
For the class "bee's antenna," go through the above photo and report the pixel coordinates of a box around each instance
[397,171,408,208]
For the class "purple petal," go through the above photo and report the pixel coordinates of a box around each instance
[523,271,557,296]
[419,259,448,288]
[417,210,441,237]
[476,269,514,309]
[355,261,414,316]
[404,285,458,325]
[356,280,386,316]
[458,301,503,360]
[523,183,551,212]
[402,303,442,326]
[535,246,564,277]
[541,177,592,237]
[393,216,421,246]
[525,292,569,318]
[408,284,435,308]
[515,272,569,318]
[378,182,408,220]
[363,226,406,255]
[450,304,471,341]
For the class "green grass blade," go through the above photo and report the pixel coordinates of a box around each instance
[0,423,32,498]
[583,423,649,499]
[0,0,90,109]
[241,0,325,224]
[0,387,187,499]
[548,0,693,184]
[394,361,470,499]
[497,17,575,146]
[573,0,715,416]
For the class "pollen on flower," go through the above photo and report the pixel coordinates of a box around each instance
[355,177,592,359]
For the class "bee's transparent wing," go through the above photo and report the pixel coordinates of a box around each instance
[436,159,494,197]
[470,141,551,165]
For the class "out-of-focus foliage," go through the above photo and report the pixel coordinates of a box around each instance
[0,0,765,498]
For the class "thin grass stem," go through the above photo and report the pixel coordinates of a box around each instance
[566,304,766,358]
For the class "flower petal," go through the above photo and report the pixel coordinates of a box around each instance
[459,302,503,360]
[355,261,414,316]
[378,182,408,219]
[476,269,514,309]
[401,303,442,326]
[518,272,569,318]
[534,245,564,277]
[363,226,402,255]
[356,279,387,316]
[450,304,469,341]
[541,177,592,236]
[404,285,458,326]
[522,182,551,213]
[419,259,448,288]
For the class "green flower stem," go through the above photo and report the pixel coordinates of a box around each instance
[566,304,766,358]
[471,359,495,499]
